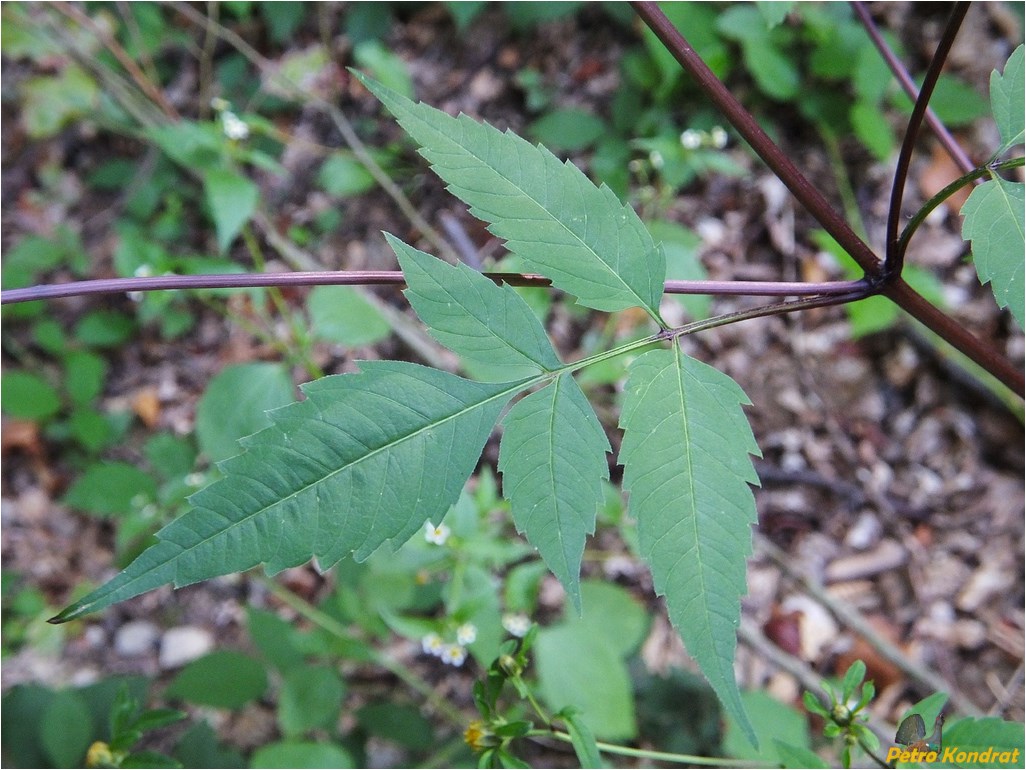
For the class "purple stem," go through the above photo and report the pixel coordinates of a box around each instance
[884,2,970,278]
[0,272,870,305]
[851,1,976,176]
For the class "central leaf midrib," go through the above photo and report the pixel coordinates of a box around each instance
[410,108,656,314]
[671,347,716,641]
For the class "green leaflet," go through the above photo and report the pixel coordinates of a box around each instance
[992,44,1024,154]
[388,233,562,380]
[962,176,1025,327]
[619,345,761,745]
[52,362,521,623]
[355,72,667,323]
[498,374,610,612]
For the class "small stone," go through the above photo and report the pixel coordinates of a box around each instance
[159,625,214,669]
[115,620,159,658]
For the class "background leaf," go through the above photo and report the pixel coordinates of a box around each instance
[195,362,296,463]
[961,176,1025,327]
[535,582,647,741]
[308,286,390,347]
[202,168,259,253]
[934,717,1026,768]
[165,650,267,708]
[277,664,345,736]
[991,44,1024,152]
[498,375,609,612]
[619,346,760,745]
[250,741,353,769]
[63,462,157,518]
[53,363,520,622]
[357,73,666,321]
[391,234,562,380]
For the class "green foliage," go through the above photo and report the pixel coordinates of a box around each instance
[960,46,1026,329]
[723,691,810,764]
[535,582,648,740]
[250,741,353,769]
[619,345,760,743]
[803,660,880,768]
[203,169,260,252]
[1,370,61,420]
[165,651,268,709]
[277,664,345,736]
[63,462,158,519]
[528,108,607,153]
[0,676,185,770]
[51,69,772,748]
[498,375,609,612]
[962,176,1025,327]
[936,716,1026,768]
[392,235,561,380]
[195,362,296,462]
[992,45,1025,153]
[357,73,667,320]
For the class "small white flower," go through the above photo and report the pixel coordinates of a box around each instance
[456,623,477,646]
[185,472,205,487]
[440,643,467,667]
[210,96,230,112]
[221,111,250,141]
[680,129,703,150]
[424,521,451,545]
[710,126,728,149]
[421,633,444,656]
[648,150,665,169]
[502,613,531,638]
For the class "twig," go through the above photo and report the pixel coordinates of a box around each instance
[1,273,868,305]
[850,1,976,176]
[885,2,970,278]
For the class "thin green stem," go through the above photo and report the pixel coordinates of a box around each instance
[820,127,870,242]
[259,575,466,727]
[530,729,760,768]
[896,157,1024,262]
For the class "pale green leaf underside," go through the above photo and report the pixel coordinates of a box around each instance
[53,362,521,622]
[992,44,1024,153]
[619,346,760,745]
[498,374,610,612]
[388,233,562,380]
[356,72,666,321]
[962,177,1025,327]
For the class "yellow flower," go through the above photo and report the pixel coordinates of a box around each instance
[464,720,496,751]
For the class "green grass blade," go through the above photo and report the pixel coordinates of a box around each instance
[619,346,761,745]
[355,72,666,323]
[498,374,610,612]
[52,362,522,623]
[387,233,562,380]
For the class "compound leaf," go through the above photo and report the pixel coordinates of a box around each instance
[53,362,522,622]
[356,72,666,322]
[619,345,760,745]
[992,44,1024,153]
[962,176,1025,327]
[498,374,610,612]
[388,233,562,380]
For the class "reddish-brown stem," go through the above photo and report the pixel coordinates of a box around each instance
[851,1,975,176]
[631,1,1023,397]
[0,273,868,305]
[885,2,970,278]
